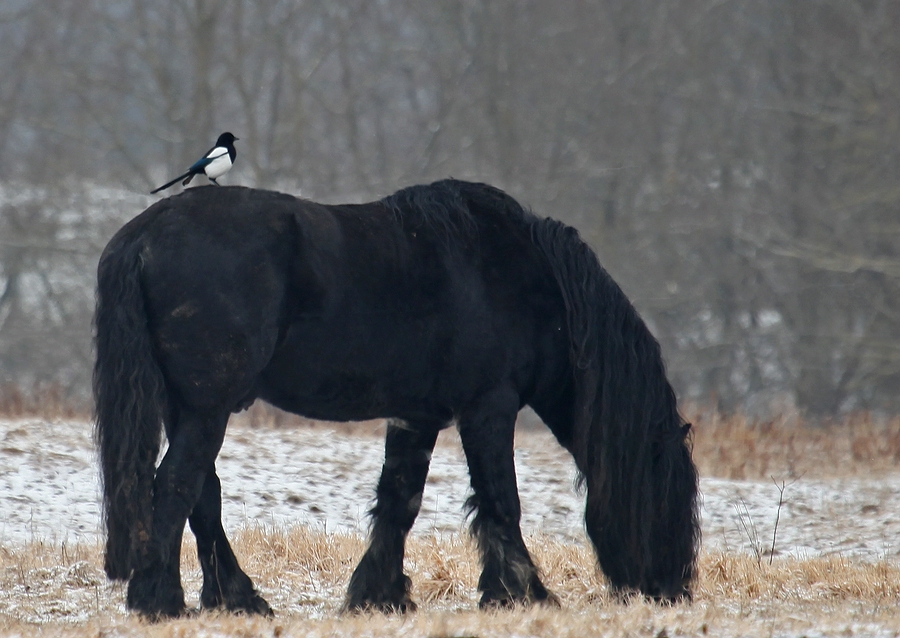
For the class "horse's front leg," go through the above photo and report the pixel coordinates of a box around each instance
[345,419,440,612]
[188,467,272,615]
[126,409,228,619]
[458,387,558,608]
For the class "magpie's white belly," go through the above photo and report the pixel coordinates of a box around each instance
[204,152,233,179]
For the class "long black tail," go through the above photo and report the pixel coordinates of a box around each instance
[531,217,699,600]
[93,230,166,580]
[150,170,192,194]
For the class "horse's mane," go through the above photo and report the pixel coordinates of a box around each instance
[382,179,524,249]
[529,216,698,594]
[530,216,685,448]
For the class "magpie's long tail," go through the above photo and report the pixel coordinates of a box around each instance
[150,170,192,194]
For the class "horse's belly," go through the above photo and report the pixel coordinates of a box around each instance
[256,317,461,422]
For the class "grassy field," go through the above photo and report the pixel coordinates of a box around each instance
[2,399,900,636]
[1,526,899,637]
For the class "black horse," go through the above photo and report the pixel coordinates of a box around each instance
[94,179,699,618]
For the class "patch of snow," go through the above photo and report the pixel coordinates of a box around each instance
[1,419,899,563]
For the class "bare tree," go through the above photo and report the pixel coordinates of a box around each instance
[2,0,900,415]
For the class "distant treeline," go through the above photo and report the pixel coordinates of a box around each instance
[0,1,898,416]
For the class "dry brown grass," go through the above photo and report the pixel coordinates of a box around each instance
[1,526,899,637]
[689,408,900,479]
[0,384,88,421]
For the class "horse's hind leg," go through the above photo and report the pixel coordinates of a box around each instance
[458,388,557,608]
[126,409,228,618]
[188,467,272,615]
[345,420,439,612]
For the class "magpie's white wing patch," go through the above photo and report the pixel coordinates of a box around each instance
[205,147,228,160]
[203,147,233,179]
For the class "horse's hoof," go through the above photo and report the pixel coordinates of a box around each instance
[250,594,275,617]
[129,598,189,621]
[134,605,190,622]
[229,593,274,617]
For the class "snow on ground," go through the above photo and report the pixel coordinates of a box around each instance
[1,418,900,562]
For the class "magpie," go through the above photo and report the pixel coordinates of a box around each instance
[151,132,238,194]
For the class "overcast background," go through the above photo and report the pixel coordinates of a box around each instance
[0,0,898,417]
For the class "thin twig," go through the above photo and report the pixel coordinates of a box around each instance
[769,478,786,565]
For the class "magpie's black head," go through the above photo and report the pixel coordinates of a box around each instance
[216,132,238,146]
